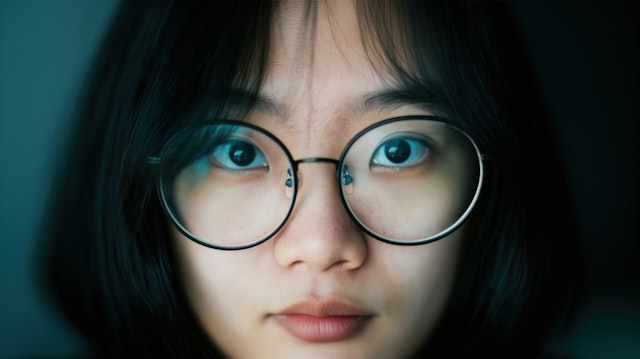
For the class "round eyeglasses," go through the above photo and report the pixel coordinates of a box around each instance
[155,116,486,250]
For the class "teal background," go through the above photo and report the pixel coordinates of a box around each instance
[0,1,119,357]
[1,1,638,358]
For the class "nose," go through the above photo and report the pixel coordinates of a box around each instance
[273,162,367,272]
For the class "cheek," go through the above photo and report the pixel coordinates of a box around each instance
[171,230,265,354]
[373,231,464,351]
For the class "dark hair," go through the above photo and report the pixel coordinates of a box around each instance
[41,1,581,358]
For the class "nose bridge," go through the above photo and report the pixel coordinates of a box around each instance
[274,157,367,271]
[292,157,348,191]
[289,157,339,192]
[293,157,341,204]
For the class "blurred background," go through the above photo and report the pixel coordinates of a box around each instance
[0,1,638,358]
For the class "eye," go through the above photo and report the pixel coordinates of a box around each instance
[370,136,431,168]
[210,140,268,170]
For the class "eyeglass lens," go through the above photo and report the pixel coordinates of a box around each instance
[159,118,482,249]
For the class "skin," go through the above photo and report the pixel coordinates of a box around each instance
[173,2,465,358]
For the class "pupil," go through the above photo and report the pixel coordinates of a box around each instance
[229,142,255,166]
[385,139,410,163]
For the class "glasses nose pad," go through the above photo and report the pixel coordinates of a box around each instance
[285,168,296,198]
[341,165,354,194]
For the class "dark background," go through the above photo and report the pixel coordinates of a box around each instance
[1,1,637,357]
[511,1,639,357]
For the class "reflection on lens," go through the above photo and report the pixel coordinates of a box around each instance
[340,119,482,243]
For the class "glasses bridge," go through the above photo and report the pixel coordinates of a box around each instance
[287,157,352,188]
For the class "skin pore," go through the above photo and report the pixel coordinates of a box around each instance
[172,2,465,358]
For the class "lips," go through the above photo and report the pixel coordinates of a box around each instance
[270,298,374,342]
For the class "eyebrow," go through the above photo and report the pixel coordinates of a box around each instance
[356,87,442,117]
[226,85,444,120]
[224,90,284,118]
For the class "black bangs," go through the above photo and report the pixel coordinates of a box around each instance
[132,2,275,137]
[355,1,516,159]
[72,2,280,165]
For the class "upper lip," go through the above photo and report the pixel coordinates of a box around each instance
[272,297,374,317]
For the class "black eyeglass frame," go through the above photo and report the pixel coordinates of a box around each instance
[152,115,487,250]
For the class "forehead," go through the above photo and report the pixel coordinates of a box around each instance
[258,1,406,120]
[268,1,363,64]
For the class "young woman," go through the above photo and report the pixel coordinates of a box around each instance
[41,1,581,358]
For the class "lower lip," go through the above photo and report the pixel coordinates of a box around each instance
[272,314,371,342]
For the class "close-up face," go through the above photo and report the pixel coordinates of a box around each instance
[171,2,471,358]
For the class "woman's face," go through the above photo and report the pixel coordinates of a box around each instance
[172,2,464,358]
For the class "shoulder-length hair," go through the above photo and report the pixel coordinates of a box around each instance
[40,1,581,358]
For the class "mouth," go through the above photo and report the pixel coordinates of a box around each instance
[269,298,374,343]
